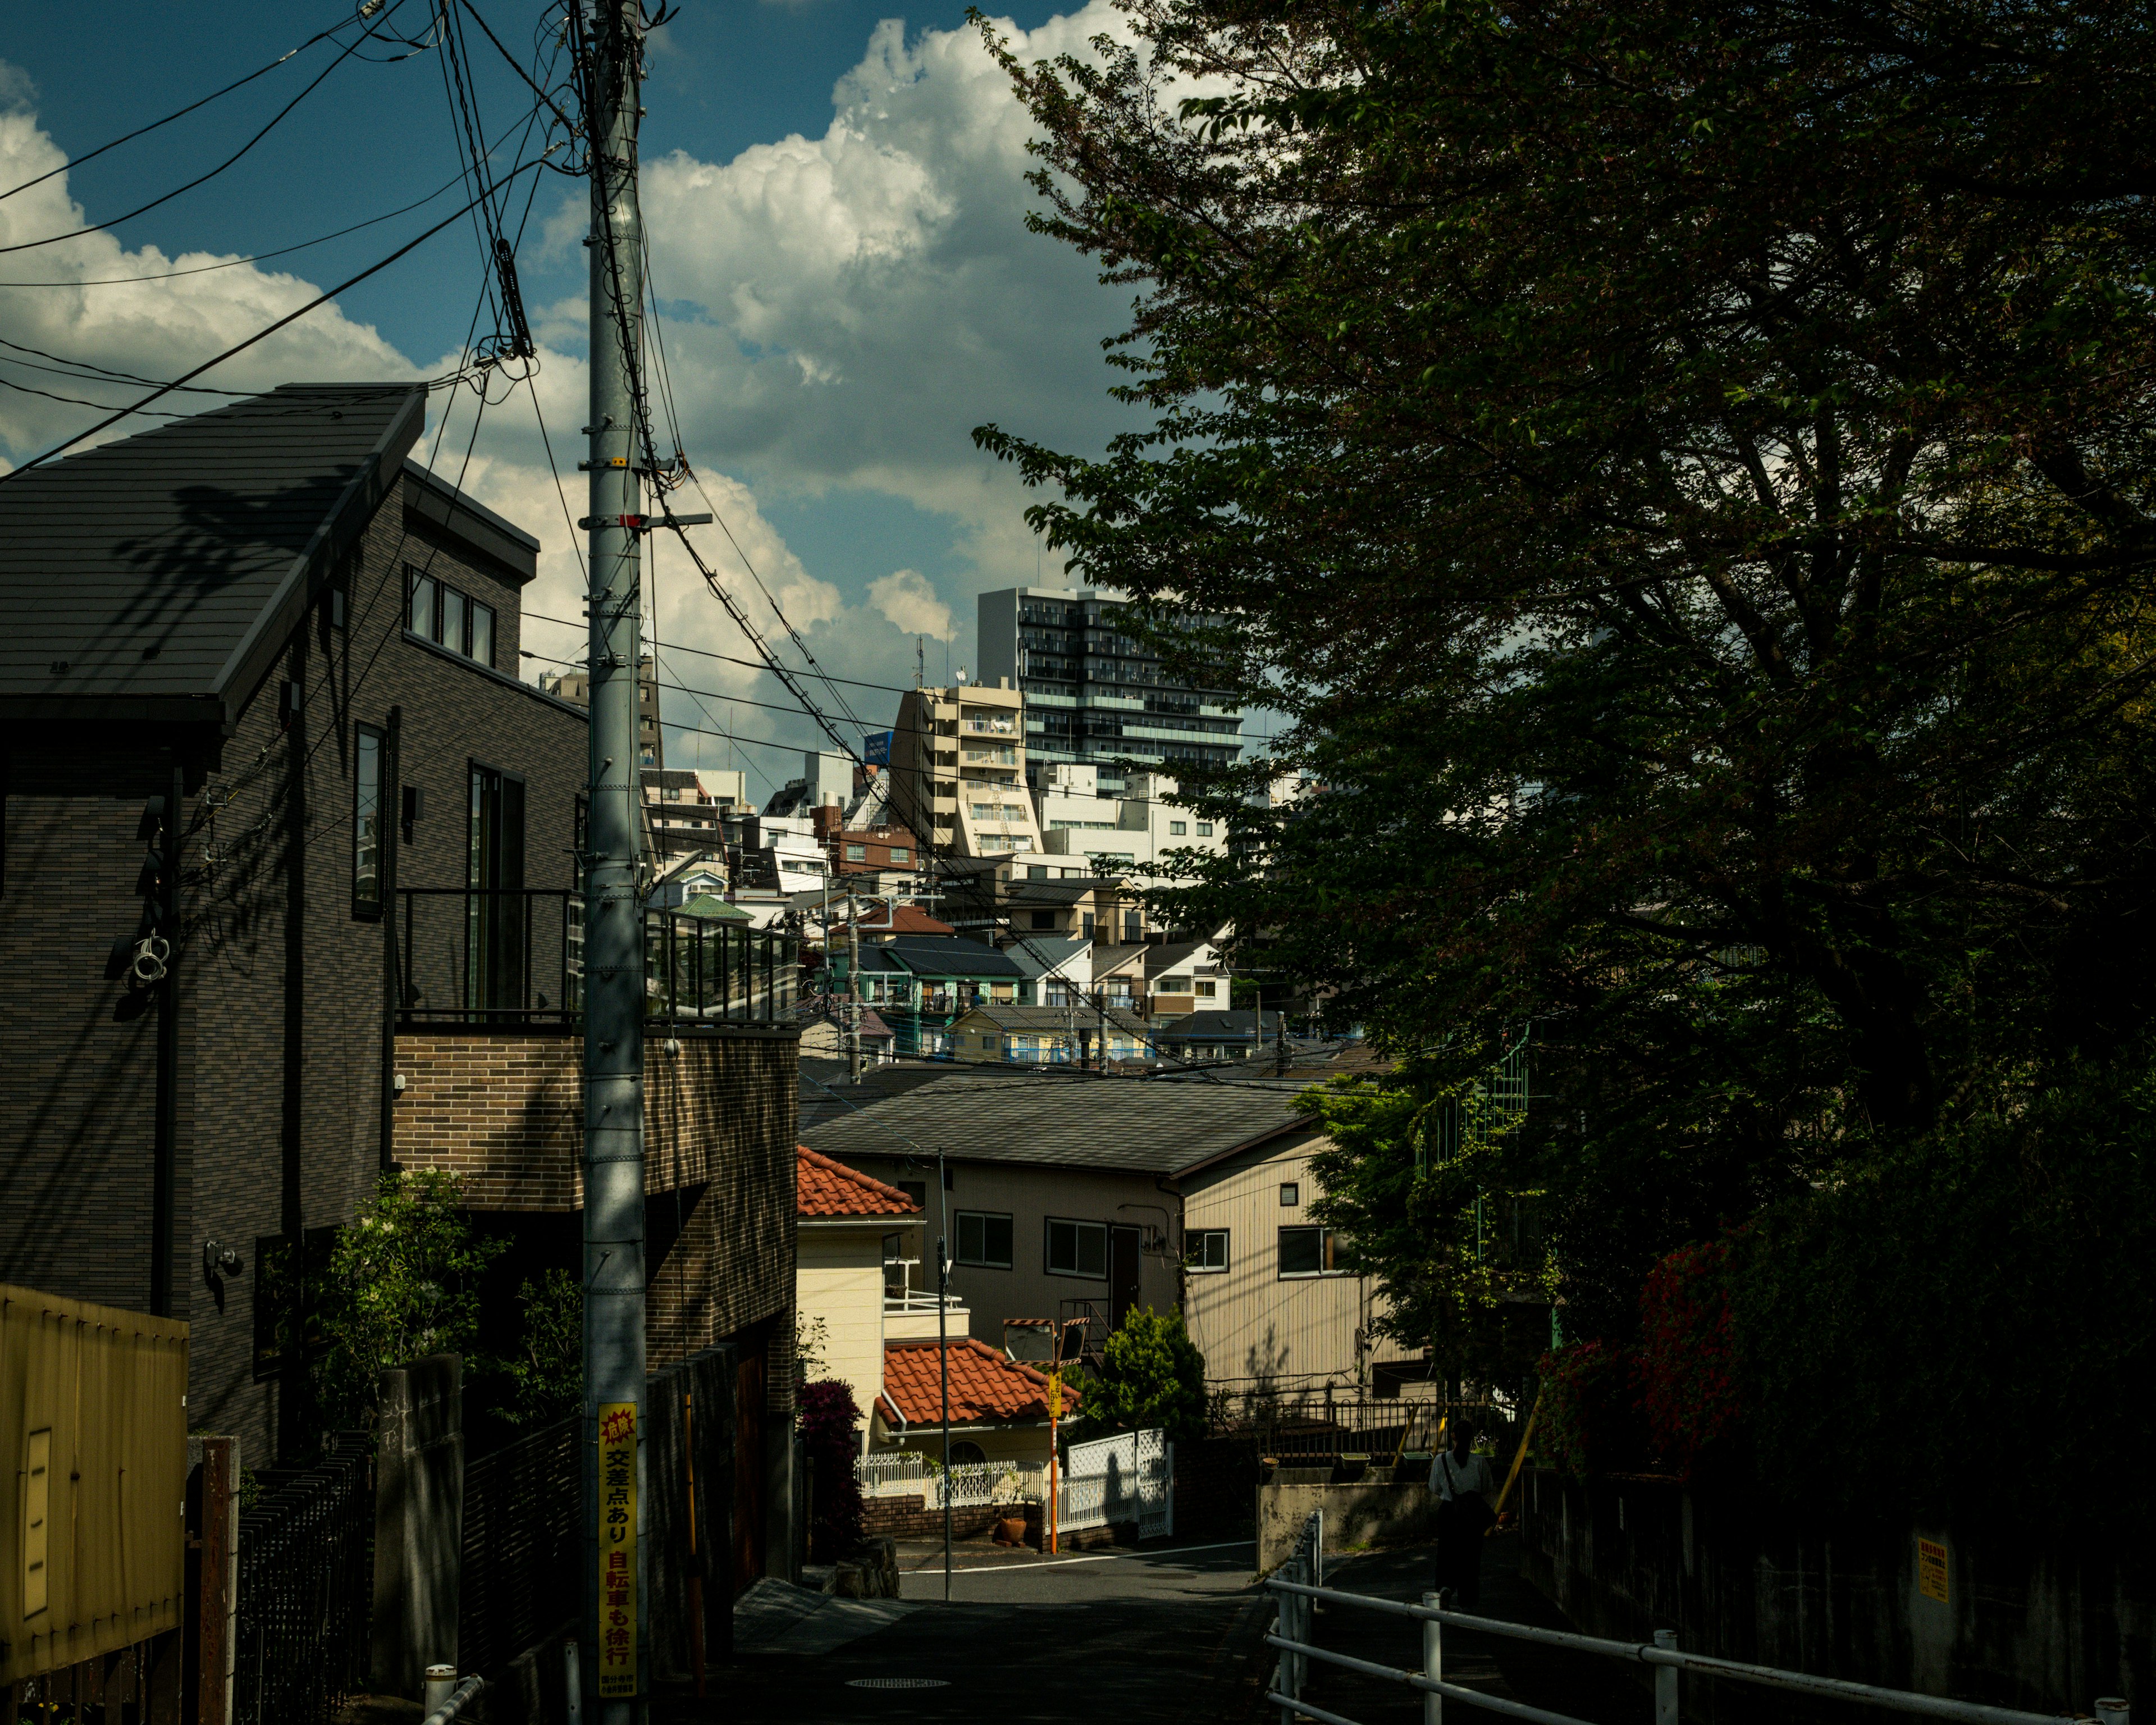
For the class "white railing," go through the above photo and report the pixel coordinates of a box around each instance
[853,1453,1045,1509]
[856,1452,927,1499]
[1263,1569,2115,1725]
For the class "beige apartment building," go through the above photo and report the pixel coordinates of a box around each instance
[889,678,1044,859]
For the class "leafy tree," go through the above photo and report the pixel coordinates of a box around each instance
[1085,1306,1209,1441]
[496,1267,583,1429]
[979,0,2156,1335]
[311,1169,508,1429]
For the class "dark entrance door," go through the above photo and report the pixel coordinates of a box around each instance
[733,1338,768,1593]
[465,764,526,1015]
[1110,1224,1143,1330]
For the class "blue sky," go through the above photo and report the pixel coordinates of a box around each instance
[0,0,1172,775]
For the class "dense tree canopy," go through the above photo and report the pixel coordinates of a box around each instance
[981,0,2156,1345]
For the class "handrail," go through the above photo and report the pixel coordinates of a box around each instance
[1262,1576,2087,1725]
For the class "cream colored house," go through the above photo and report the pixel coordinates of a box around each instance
[1175,1120,1428,1409]
[794,1144,929,1452]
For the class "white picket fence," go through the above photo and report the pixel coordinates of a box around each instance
[1059,1429,1173,1539]
[854,1452,1044,1509]
[854,1428,1173,1537]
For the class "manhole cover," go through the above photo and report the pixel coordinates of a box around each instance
[847,1678,950,1690]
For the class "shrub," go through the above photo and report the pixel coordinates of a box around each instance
[1538,1339,1648,1476]
[1085,1306,1208,1442]
[798,1380,865,1561]
[1636,1238,1743,1479]
[496,1267,582,1428]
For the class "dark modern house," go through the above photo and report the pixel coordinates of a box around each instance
[0,386,802,1571]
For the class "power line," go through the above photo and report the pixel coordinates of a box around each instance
[0,1,382,208]
[521,608,914,695]
[0,0,427,256]
[0,152,552,482]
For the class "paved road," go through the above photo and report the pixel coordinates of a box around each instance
[657,1537,1270,1725]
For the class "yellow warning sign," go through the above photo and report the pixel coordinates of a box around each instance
[597,1402,640,1696]
[1917,1537,1949,1604]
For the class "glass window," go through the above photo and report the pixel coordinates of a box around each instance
[1195,979,1217,997]
[1045,1217,1107,1279]
[353,723,385,917]
[1196,822,1214,836]
[468,599,495,668]
[407,570,438,640]
[1170,820,1187,836]
[956,1211,1013,1268]
[846,843,867,861]
[1186,1229,1228,1272]
[890,848,909,865]
[442,588,471,656]
[1278,1225,1345,1277]
[1280,1181,1301,1207]
[1031,910,1056,930]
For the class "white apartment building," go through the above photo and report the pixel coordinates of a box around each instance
[889,677,1044,859]
[1031,764,1229,884]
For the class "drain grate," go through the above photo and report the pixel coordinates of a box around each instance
[847,1678,950,1690]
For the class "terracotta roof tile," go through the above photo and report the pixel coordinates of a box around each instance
[797,1144,922,1219]
[880,1338,1080,1426]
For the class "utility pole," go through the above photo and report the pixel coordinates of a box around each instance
[847,887,863,1082]
[937,1144,952,1601]
[580,1,648,1715]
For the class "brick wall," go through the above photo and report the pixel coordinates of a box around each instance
[395,1024,799,1375]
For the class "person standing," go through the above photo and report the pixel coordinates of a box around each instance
[1430,1419,1498,1610]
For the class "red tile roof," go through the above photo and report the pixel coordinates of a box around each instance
[880,1338,1081,1426]
[848,905,955,938]
[797,1144,922,1219]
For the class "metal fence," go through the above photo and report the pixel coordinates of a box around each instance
[396,889,797,1028]
[1061,1430,1173,1539]
[1262,1530,2115,1725]
[853,1453,1044,1509]
[1259,1398,1523,1471]
[459,1416,577,1677]
[233,1432,372,1725]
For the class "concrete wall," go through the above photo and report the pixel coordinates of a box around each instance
[1519,1469,2151,1723]
[1257,1471,1437,1571]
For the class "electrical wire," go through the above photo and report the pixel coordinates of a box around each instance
[0,0,395,208]
[0,153,551,482]
[521,608,913,695]
[0,0,427,256]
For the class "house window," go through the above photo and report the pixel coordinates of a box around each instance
[956,1211,1013,1268]
[1170,820,1187,836]
[1280,1182,1300,1207]
[1186,1229,1228,1272]
[1195,979,1217,997]
[846,843,867,861]
[1081,912,1095,938]
[1031,910,1056,930]
[1278,1225,1346,1277]
[949,1440,988,1466]
[1158,975,1188,994]
[353,723,385,918]
[1196,821,1214,836]
[1124,912,1141,941]
[1045,1217,1108,1279]
[406,567,495,668]
[890,847,910,865]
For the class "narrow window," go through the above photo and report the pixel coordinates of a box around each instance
[407,569,438,641]
[353,723,385,918]
[442,587,471,657]
[1280,1181,1301,1207]
[468,597,495,668]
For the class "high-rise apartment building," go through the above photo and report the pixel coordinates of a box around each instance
[888,678,1044,858]
[538,656,663,765]
[977,586,1241,796]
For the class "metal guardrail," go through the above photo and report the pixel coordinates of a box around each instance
[1262,1567,2116,1725]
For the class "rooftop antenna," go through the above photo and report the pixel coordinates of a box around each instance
[916,637,924,690]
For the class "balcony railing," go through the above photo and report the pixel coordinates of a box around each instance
[396,888,798,1029]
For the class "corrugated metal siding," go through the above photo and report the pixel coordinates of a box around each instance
[0,1283,189,1681]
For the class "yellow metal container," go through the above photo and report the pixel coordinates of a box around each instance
[1,1283,189,1681]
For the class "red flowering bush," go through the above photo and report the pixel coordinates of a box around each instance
[1538,1339,1648,1475]
[1635,1238,1744,1478]
[798,1380,865,1561]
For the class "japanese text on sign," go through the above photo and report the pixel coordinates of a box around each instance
[1917,1537,1949,1605]
[597,1401,640,1696]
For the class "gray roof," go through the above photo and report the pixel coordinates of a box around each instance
[954,1002,1149,1035]
[0,383,424,727]
[800,1073,1310,1175]
[858,936,1026,980]
[1143,941,1206,978]
[1000,937,1090,979]
[1157,1009,1282,1041]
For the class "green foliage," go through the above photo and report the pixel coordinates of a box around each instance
[311,1169,508,1430]
[1538,1341,1647,1477]
[1084,1306,1209,1442]
[496,1268,583,1429]
[979,0,2156,1343]
[1636,1239,1743,1481]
